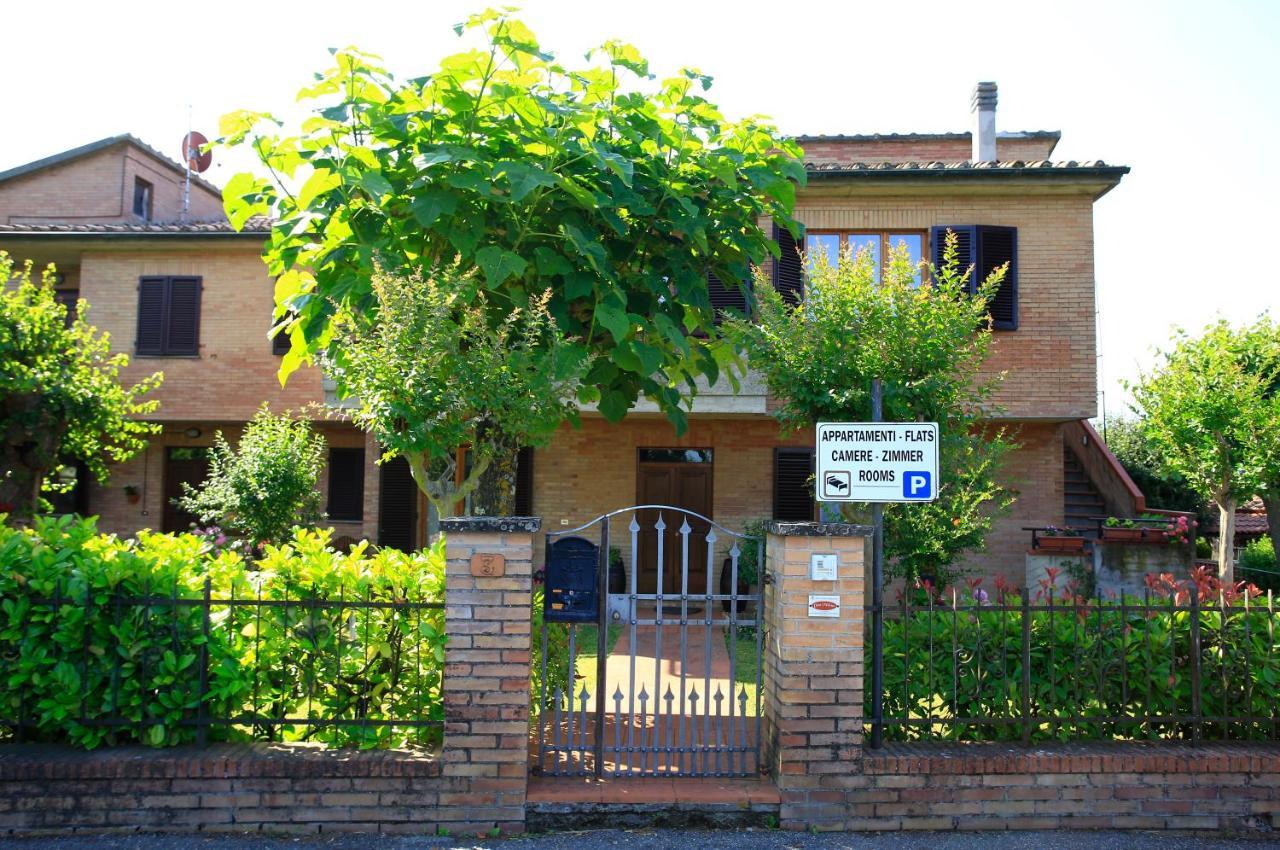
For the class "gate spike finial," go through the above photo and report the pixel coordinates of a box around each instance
[654,514,666,532]
[629,516,640,534]
[679,518,692,536]
[706,528,718,545]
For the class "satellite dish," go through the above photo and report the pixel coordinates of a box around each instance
[182,131,212,173]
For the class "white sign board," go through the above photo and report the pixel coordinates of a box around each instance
[809,553,838,582]
[808,595,840,618]
[816,422,939,503]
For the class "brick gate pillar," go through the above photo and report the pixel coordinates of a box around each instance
[763,521,872,830]
[440,516,539,836]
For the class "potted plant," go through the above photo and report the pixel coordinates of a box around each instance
[1038,525,1085,553]
[607,545,626,594]
[721,519,764,613]
[1102,516,1145,543]
[123,484,141,505]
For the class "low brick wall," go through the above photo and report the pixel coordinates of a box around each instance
[846,742,1280,832]
[0,744,472,836]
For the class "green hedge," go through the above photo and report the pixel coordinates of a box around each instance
[0,516,444,749]
[882,571,1280,743]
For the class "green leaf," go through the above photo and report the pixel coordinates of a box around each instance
[409,190,458,227]
[593,303,631,344]
[599,390,631,422]
[474,247,528,289]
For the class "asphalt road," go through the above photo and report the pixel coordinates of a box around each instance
[0,830,1277,850]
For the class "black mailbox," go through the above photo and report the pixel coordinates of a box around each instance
[545,536,599,623]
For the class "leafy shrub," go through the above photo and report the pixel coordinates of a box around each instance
[530,586,570,717]
[881,568,1280,743]
[177,407,326,546]
[0,515,444,749]
[1239,536,1280,593]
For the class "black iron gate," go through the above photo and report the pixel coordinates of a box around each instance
[533,506,764,778]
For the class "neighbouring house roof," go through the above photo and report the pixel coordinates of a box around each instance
[0,216,272,237]
[804,159,1128,177]
[793,130,1062,144]
[0,134,222,197]
[1204,498,1270,538]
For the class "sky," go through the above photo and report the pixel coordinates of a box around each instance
[3,0,1278,416]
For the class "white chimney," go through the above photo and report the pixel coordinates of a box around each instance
[971,81,998,162]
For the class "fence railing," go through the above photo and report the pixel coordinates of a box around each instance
[0,578,445,749]
[868,583,1280,745]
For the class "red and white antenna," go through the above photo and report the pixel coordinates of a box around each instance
[180,128,212,221]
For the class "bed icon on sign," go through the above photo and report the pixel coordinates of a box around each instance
[823,471,850,498]
[903,471,932,500]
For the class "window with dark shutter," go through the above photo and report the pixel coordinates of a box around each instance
[930,225,1018,330]
[706,270,750,323]
[773,447,815,521]
[271,324,291,355]
[54,289,79,325]
[327,447,365,522]
[514,447,534,515]
[771,223,804,305]
[132,177,153,220]
[135,276,202,356]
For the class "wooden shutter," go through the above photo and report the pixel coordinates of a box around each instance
[514,446,534,515]
[977,225,1018,330]
[378,456,418,551]
[771,223,804,305]
[136,278,167,354]
[136,276,202,355]
[326,447,366,521]
[707,270,750,323]
[931,225,1018,330]
[773,447,815,521]
[164,277,202,355]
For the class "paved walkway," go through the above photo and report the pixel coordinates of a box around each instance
[2,829,1275,848]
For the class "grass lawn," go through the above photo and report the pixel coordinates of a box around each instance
[725,626,762,717]
[570,623,621,701]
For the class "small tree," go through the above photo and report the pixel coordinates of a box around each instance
[1235,316,1280,568]
[1130,320,1280,582]
[323,266,588,519]
[0,252,161,521]
[730,234,1016,583]
[178,407,326,545]
[218,10,803,512]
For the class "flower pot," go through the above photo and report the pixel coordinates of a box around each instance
[1140,529,1169,544]
[1039,535,1085,553]
[608,558,626,594]
[1102,527,1144,543]
[126,493,141,505]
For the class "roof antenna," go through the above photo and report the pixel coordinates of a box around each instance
[180,108,213,223]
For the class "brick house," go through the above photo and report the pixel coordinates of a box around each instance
[0,85,1141,583]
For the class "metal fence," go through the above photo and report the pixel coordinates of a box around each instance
[868,584,1280,745]
[0,578,445,747]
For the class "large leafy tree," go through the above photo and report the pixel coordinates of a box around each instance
[218,10,803,512]
[730,235,1016,584]
[1222,316,1280,568]
[0,253,161,522]
[323,267,589,517]
[1130,320,1280,582]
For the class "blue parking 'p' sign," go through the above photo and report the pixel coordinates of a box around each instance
[903,471,932,500]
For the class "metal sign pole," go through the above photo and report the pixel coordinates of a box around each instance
[869,378,885,749]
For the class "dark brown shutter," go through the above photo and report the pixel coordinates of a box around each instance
[164,277,202,355]
[931,225,1018,330]
[135,278,167,354]
[378,456,418,551]
[707,270,750,323]
[326,447,366,521]
[931,225,976,286]
[514,446,534,515]
[771,223,804,305]
[976,225,1018,330]
[773,447,815,521]
[272,325,291,355]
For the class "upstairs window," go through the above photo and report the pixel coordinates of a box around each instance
[804,231,924,286]
[136,276,202,356]
[930,225,1019,330]
[132,177,153,221]
[326,447,366,522]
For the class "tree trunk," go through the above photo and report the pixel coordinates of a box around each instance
[471,432,520,517]
[1261,491,1280,569]
[1216,496,1236,584]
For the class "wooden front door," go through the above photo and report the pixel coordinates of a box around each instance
[163,447,210,533]
[635,449,713,596]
